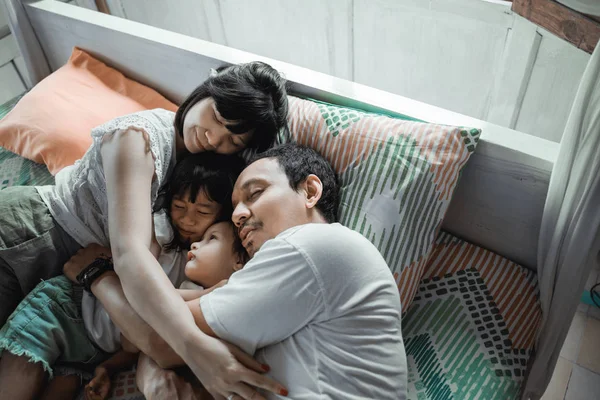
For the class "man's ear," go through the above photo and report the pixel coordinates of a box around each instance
[303,174,323,210]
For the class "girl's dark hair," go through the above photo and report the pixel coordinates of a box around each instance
[160,153,246,251]
[174,61,289,153]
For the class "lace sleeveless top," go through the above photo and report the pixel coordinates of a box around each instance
[36,109,177,247]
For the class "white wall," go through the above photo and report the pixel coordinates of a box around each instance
[103,0,590,143]
[0,0,97,104]
[0,9,26,104]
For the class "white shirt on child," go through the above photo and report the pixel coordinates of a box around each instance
[200,223,408,400]
[82,210,188,352]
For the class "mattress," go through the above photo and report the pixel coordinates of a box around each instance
[404,232,541,399]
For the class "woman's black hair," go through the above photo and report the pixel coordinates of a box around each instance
[174,61,290,153]
[159,153,246,251]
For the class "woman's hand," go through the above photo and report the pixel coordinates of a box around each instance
[184,334,287,400]
[63,244,112,282]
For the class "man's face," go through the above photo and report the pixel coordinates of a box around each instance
[231,158,309,257]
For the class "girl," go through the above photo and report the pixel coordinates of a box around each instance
[0,152,246,400]
[0,62,289,400]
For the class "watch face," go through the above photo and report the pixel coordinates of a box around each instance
[78,258,113,291]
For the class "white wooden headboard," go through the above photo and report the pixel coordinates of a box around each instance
[4,0,559,269]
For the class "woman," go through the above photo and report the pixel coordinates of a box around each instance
[0,61,289,400]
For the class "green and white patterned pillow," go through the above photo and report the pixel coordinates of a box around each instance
[286,96,481,311]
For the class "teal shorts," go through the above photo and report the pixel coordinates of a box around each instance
[0,276,107,378]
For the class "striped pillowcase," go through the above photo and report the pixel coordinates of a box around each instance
[286,96,481,311]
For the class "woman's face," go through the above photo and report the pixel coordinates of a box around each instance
[170,189,222,244]
[182,97,253,154]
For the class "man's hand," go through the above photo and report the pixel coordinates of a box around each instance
[63,244,112,282]
[85,366,111,400]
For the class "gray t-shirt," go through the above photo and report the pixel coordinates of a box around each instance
[201,223,407,399]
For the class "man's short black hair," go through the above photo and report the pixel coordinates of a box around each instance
[250,143,339,223]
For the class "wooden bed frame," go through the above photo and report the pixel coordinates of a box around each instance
[3,0,559,271]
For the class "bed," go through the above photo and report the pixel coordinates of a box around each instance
[0,0,564,399]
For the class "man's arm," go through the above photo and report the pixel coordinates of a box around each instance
[177,279,227,302]
[186,298,216,338]
[191,238,324,355]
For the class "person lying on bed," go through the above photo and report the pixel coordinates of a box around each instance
[0,152,246,400]
[82,143,409,400]
[0,62,289,400]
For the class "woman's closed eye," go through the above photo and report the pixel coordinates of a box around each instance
[229,137,244,148]
[212,110,223,125]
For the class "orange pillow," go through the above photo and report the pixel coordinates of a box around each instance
[0,48,178,175]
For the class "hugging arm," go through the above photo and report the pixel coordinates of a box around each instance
[101,128,198,353]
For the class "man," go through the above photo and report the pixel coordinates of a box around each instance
[194,143,408,399]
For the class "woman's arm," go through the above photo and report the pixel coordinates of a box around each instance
[101,128,199,353]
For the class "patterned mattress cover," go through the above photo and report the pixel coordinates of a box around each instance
[404,232,541,399]
[0,96,541,400]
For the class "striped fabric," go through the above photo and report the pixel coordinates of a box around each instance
[287,96,481,310]
[404,231,541,400]
[0,94,55,189]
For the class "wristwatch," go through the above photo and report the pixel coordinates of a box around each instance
[76,256,114,293]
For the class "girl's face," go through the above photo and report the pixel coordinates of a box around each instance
[170,189,222,244]
[185,222,243,288]
[182,97,253,155]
